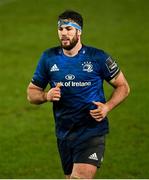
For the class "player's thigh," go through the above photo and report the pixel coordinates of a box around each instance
[71,135,105,178]
[73,135,105,168]
[71,163,97,179]
[57,139,73,175]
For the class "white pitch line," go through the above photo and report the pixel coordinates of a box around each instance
[0,0,18,6]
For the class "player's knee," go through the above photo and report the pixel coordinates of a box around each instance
[70,171,92,179]
[65,175,71,179]
[71,170,84,179]
[71,164,96,179]
[70,175,81,179]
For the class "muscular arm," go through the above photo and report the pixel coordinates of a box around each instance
[106,71,130,111]
[90,71,130,121]
[27,83,47,104]
[27,82,61,105]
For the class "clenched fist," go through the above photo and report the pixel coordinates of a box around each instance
[46,83,62,102]
[90,101,110,121]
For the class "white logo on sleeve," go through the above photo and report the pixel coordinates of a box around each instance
[50,64,59,72]
[88,153,98,160]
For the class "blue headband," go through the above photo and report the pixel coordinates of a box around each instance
[58,20,82,31]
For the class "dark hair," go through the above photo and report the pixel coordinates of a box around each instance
[58,10,83,29]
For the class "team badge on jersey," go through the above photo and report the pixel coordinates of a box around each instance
[82,61,93,72]
[105,57,118,73]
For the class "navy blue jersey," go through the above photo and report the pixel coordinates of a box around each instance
[31,45,120,145]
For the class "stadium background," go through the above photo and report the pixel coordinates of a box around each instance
[0,0,148,178]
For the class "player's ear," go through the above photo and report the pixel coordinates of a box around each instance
[77,30,82,36]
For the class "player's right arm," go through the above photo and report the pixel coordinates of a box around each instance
[27,82,61,104]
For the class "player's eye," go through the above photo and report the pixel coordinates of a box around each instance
[58,27,63,31]
[66,26,73,31]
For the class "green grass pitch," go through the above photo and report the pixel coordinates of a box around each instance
[0,0,149,178]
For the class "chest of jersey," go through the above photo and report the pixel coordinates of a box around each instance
[48,54,101,88]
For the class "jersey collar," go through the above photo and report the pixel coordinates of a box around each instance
[58,45,86,56]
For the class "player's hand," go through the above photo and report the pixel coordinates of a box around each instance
[90,101,110,122]
[46,83,62,102]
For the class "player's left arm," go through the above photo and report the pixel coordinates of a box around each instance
[90,71,130,121]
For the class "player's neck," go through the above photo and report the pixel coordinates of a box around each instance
[62,41,82,57]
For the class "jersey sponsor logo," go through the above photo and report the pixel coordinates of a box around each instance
[88,153,98,161]
[54,81,91,87]
[65,74,75,80]
[50,64,59,72]
[82,61,93,72]
[105,57,118,73]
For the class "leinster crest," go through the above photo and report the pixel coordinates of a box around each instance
[82,61,93,72]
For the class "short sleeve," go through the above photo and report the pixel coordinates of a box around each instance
[31,52,49,89]
[99,51,120,82]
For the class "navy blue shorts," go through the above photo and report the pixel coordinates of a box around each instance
[57,135,105,175]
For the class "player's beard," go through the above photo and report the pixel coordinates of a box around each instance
[60,33,79,50]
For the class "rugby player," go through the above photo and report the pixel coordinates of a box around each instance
[27,10,130,179]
